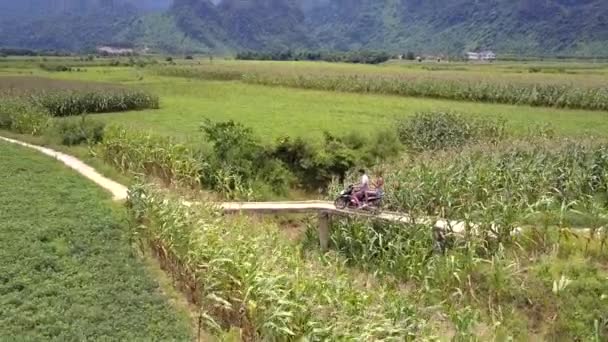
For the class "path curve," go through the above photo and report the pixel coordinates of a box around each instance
[0,136,128,201]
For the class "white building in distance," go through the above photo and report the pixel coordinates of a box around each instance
[466,51,496,61]
[96,45,135,55]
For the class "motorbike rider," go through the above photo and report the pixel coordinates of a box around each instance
[353,169,370,207]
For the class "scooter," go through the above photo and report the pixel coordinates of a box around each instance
[333,185,383,213]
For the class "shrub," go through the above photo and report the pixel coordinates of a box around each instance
[397,111,506,152]
[272,136,319,187]
[39,63,72,72]
[236,50,390,64]
[364,128,403,164]
[273,133,364,189]
[274,130,403,190]
[200,119,292,196]
[54,116,105,146]
[0,109,12,129]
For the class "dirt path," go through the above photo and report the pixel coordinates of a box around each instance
[0,136,128,201]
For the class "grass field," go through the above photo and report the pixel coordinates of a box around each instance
[5,64,607,141]
[2,57,608,340]
[0,141,191,340]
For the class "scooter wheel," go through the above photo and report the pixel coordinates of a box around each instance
[334,197,348,209]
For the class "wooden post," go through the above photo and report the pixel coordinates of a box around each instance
[318,212,330,251]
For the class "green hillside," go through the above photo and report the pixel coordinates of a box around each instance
[302,0,608,55]
[1,0,607,55]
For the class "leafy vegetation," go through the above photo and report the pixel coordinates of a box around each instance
[0,141,190,340]
[242,73,608,112]
[14,62,604,139]
[0,98,50,135]
[99,125,203,189]
[125,168,608,339]
[53,116,106,146]
[322,215,608,340]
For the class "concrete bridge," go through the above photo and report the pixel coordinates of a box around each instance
[219,201,467,250]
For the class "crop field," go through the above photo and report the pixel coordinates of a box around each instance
[2,60,607,140]
[2,56,608,340]
[0,141,190,340]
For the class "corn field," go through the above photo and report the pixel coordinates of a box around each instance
[157,65,608,111]
[385,139,608,210]
[154,66,243,81]
[97,112,608,340]
[1,75,159,117]
[324,137,608,339]
[127,184,424,340]
[99,125,202,188]
[0,98,50,135]
[30,90,158,117]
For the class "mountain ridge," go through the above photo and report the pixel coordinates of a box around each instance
[1,0,607,56]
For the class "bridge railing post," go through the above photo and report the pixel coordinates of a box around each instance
[318,212,330,251]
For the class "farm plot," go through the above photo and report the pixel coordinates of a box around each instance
[4,61,608,140]
[0,141,190,340]
[0,76,158,118]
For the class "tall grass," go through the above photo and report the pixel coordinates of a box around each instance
[99,123,403,199]
[245,73,608,111]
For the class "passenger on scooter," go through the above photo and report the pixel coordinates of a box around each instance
[367,171,384,198]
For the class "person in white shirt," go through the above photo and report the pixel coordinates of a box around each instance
[354,169,369,207]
